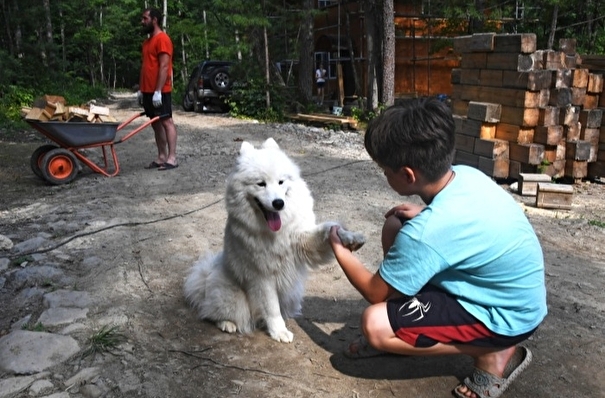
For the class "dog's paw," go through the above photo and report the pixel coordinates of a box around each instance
[269,328,294,343]
[217,320,238,334]
[337,229,366,252]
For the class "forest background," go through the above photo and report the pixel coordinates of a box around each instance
[1,0,605,127]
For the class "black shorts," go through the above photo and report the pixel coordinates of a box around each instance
[142,92,172,119]
[316,81,325,88]
[386,285,537,348]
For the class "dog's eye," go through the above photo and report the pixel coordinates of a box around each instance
[257,182,266,187]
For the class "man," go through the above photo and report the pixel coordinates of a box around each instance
[139,8,178,170]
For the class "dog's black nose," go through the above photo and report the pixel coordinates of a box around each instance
[272,199,284,210]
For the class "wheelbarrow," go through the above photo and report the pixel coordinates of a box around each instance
[26,112,159,185]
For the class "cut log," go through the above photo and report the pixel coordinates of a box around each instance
[535,182,573,209]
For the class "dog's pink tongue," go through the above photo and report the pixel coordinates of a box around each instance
[266,211,281,232]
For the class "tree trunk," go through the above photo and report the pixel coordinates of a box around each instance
[547,4,558,49]
[344,5,362,97]
[365,0,379,111]
[298,0,314,104]
[381,0,395,107]
[264,24,271,109]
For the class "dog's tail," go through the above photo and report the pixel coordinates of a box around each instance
[183,252,222,312]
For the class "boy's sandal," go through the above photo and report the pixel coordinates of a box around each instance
[343,336,387,359]
[452,346,532,398]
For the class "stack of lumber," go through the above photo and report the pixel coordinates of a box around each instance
[22,95,117,123]
[451,33,605,182]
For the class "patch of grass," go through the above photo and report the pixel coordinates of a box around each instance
[22,322,46,332]
[81,325,127,359]
[589,219,605,228]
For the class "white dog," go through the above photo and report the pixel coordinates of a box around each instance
[184,138,365,343]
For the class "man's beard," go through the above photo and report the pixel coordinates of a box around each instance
[141,23,154,35]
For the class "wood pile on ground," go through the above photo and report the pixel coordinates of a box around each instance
[21,95,117,123]
[451,33,605,184]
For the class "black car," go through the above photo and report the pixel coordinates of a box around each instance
[182,60,233,112]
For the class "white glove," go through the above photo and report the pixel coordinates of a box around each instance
[152,91,162,107]
[136,90,142,106]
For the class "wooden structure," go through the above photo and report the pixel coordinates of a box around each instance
[451,33,605,183]
[313,1,459,102]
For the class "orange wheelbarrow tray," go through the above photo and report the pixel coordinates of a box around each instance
[26,112,160,185]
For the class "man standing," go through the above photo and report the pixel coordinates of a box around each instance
[139,8,178,170]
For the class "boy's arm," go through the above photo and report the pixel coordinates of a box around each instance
[384,203,425,220]
[329,226,395,304]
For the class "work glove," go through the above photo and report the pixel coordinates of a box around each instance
[152,91,162,108]
[136,90,142,106]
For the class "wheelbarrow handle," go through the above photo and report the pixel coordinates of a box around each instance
[116,112,163,143]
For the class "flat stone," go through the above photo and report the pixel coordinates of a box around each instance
[44,289,93,308]
[0,331,80,374]
[38,307,89,327]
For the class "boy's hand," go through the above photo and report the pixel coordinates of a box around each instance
[385,203,425,221]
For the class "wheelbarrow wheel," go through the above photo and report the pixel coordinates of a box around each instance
[30,144,59,179]
[40,148,79,185]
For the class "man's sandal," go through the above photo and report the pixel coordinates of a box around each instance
[343,336,387,359]
[452,346,533,398]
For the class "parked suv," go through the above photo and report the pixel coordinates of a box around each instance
[182,60,233,112]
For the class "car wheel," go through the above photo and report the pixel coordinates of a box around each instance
[209,67,232,93]
[182,91,194,111]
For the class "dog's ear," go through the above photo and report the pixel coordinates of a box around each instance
[240,141,254,155]
[261,138,279,150]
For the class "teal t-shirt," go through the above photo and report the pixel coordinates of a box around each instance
[379,165,547,336]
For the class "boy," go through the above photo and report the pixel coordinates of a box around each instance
[329,97,547,398]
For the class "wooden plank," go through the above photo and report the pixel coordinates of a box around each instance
[451,68,461,84]
[479,69,503,87]
[533,125,564,145]
[559,38,577,55]
[588,161,605,178]
[474,138,509,159]
[587,73,604,93]
[583,93,599,109]
[453,33,495,53]
[519,173,552,196]
[461,118,484,137]
[460,69,481,85]
[454,150,480,168]
[459,85,542,108]
[455,133,476,153]
[579,109,603,128]
[540,159,566,179]
[501,70,552,90]
[566,140,591,160]
[500,106,539,127]
[485,52,543,71]
[571,68,589,88]
[460,53,487,69]
[495,123,534,143]
[536,182,573,209]
[565,122,582,141]
[560,105,580,126]
[509,160,537,180]
[509,143,544,165]
[89,104,110,116]
[543,50,567,70]
[538,106,560,126]
[549,88,572,107]
[480,123,497,139]
[564,160,588,180]
[493,33,537,54]
[552,69,572,88]
[478,156,509,178]
[467,101,501,122]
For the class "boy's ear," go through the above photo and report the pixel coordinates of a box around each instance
[399,166,416,184]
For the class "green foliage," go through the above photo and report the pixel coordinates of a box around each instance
[0,86,35,125]
[22,322,47,332]
[228,79,286,122]
[589,219,605,228]
[81,325,127,359]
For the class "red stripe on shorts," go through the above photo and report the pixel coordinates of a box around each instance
[395,322,493,347]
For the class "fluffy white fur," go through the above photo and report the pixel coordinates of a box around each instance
[184,138,365,343]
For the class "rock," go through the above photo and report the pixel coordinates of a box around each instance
[0,331,80,374]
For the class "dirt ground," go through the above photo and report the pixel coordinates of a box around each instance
[1,95,605,398]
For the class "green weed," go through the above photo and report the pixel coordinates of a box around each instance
[81,325,127,359]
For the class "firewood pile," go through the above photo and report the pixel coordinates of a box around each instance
[21,95,117,123]
[451,33,605,183]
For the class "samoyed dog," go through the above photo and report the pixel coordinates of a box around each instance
[184,138,365,343]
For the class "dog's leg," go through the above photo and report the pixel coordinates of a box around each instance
[298,222,366,268]
[251,280,294,343]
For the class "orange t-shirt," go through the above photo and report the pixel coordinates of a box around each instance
[139,32,173,93]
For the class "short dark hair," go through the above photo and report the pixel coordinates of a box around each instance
[146,8,163,27]
[364,97,455,182]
